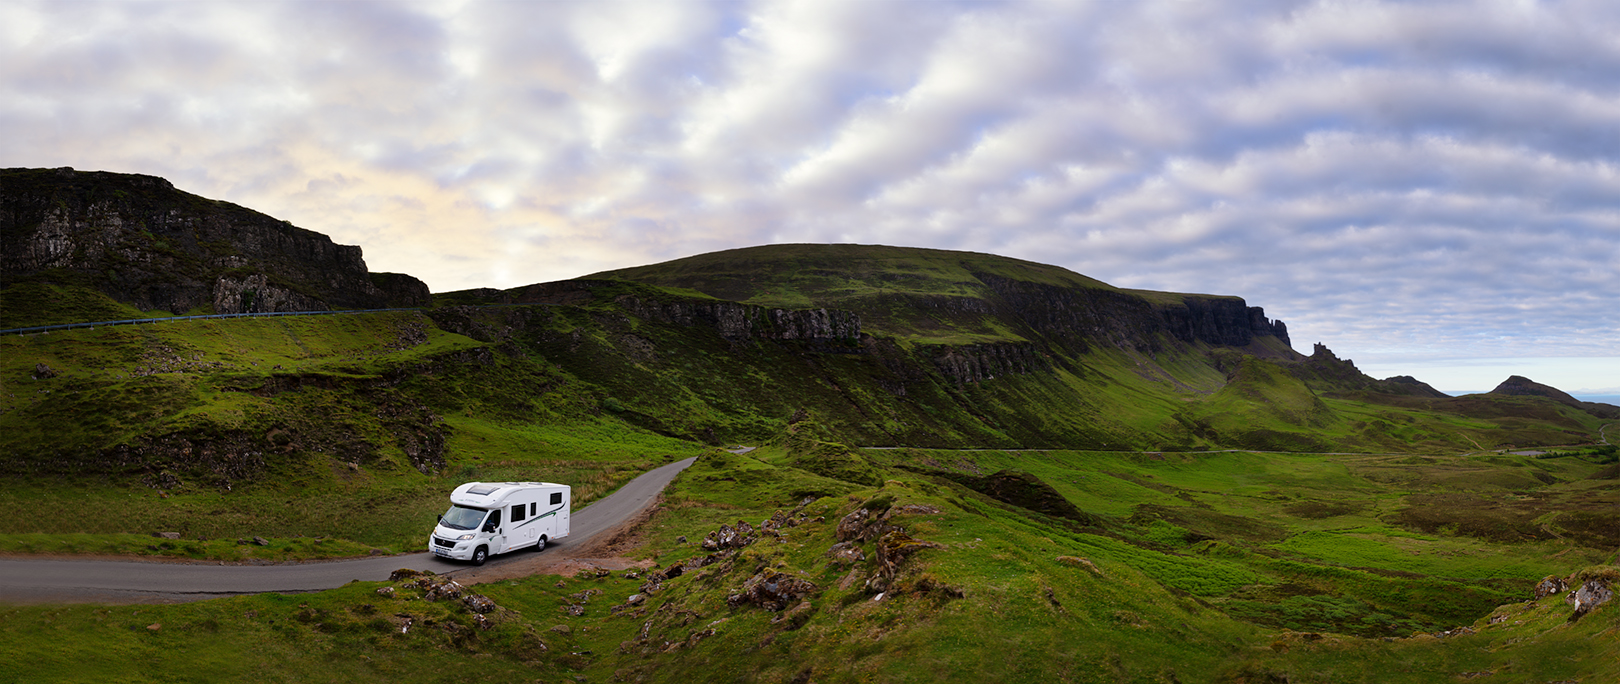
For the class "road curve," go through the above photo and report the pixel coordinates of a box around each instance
[0,456,697,604]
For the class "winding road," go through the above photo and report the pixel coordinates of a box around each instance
[0,457,697,604]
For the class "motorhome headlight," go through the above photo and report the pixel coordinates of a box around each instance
[455,534,475,541]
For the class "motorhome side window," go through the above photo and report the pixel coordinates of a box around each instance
[529,503,536,516]
[550,492,562,505]
[512,504,526,521]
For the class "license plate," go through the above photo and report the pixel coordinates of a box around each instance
[433,548,451,558]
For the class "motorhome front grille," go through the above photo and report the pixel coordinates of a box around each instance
[433,537,456,548]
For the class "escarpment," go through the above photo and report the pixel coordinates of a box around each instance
[974,273,1290,351]
[0,167,429,318]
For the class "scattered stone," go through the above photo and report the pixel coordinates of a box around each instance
[772,600,814,626]
[376,587,396,598]
[147,623,161,631]
[701,521,757,551]
[389,568,426,582]
[562,604,586,617]
[463,594,497,614]
[252,536,270,546]
[421,577,464,602]
[835,507,876,542]
[368,548,384,556]
[826,541,865,564]
[471,613,493,630]
[1534,575,1568,600]
[625,594,645,606]
[727,569,818,611]
[1567,579,1614,621]
[676,535,687,545]
[32,363,58,380]
[153,532,181,540]
[550,624,572,634]
[874,530,942,579]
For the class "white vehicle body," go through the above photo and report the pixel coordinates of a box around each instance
[428,481,571,565]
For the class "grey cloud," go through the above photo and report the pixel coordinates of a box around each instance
[3,0,1617,373]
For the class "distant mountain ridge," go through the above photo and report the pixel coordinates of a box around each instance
[1,167,428,327]
[1491,375,1620,419]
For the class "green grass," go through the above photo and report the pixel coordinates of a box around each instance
[1,436,1616,682]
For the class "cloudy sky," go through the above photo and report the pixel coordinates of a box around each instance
[4,0,1617,394]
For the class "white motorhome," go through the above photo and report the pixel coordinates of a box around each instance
[428,481,571,566]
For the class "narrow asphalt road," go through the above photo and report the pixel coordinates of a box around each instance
[0,457,697,604]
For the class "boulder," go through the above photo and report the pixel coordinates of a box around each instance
[1567,579,1614,621]
[421,577,464,602]
[826,541,866,565]
[727,569,818,612]
[875,530,942,579]
[1534,575,1568,600]
[701,521,757,550]
[463,594,497,614]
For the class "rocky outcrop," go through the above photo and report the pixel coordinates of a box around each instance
[973,273,1291,351]
[1162,296,1289,347]
[617,293,861,343]
[727,569,818,611]
[1287,343,1448,398]
[0,167,429,318]
[926,341,1048,384]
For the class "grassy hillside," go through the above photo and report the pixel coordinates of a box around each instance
[4,243,1616,681]
[4,434,1615,682]
[589,244,1118,345]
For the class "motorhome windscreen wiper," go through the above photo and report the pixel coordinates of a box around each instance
[440,505,487,530]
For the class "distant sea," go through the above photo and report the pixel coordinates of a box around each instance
[1443,392,1620,405]
[1573,395,1620,405]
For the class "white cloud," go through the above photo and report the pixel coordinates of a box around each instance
[3,0,1617,389]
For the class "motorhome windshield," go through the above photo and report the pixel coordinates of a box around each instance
[440,505,488,530]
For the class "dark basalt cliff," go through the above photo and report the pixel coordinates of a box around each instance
[974,273,1291,350]
[0,167,429,316]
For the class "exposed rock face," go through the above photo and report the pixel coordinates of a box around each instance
[973,273,1292,351]
[618,294,861,343]
[1288,343,1449,398]
[926,342,1048,384]
[0,167,429,316]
